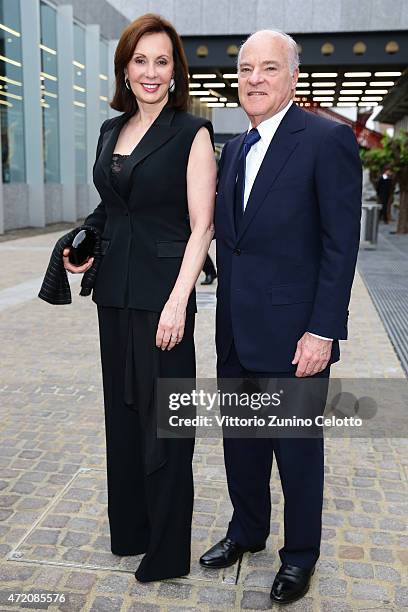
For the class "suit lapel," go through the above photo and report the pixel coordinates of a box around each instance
[237,103,306,242]
[121,107,180,190]
[96,113,131,209]
[96,106,180,208]
[98,112,129,183]
[223,132,245,240]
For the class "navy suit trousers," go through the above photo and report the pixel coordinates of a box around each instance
[218,341,330,569]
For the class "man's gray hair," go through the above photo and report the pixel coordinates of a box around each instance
[237,30,300,75]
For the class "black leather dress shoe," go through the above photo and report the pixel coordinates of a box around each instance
[200,273,217,285]
[199,537,265,569]
[270,564,315,604]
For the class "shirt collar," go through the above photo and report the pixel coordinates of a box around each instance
[247,99,293,146]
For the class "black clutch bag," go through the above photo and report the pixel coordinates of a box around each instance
[68,229,96,266]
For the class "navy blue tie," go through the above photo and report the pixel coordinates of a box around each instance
[234,128,261,231]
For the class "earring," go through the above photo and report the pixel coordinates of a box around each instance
[125,78,131,90]
[169,77,175,93]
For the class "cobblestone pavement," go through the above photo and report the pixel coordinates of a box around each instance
[0,230,407,611]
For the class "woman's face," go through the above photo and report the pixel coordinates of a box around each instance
[126,31,174,107]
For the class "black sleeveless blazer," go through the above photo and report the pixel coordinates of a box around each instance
[85,106,214,313]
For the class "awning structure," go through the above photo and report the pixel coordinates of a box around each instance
[182,31,407,114]
[375,71,408,124]
[308,106,383,148]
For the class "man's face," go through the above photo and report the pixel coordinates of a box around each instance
[238,34,298,126]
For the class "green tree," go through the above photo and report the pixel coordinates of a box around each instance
[361,130,408,234]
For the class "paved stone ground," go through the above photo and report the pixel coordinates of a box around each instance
[0,228,407,611]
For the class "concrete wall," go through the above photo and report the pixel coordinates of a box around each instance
[107,0,408,34]
[212,107,248,135]
[76,185,92,221]
[3,185,30,230]
[52,0,128,39]
[44,185,64,225]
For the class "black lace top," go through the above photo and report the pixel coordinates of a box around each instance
[110,153,129,195]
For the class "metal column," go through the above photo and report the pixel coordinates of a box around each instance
[57,4,76,223]
[108,39,119,119]
[85,23,101,212]
[21,0,45,227]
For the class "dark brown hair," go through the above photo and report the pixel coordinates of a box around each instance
[110,13,190,114]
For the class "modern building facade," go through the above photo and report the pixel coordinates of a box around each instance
[0,0,407,233]
[0,0,128,233]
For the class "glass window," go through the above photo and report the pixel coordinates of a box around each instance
[100,38,109,122]
[40,1,59,183]
[0,0,25,183]
[73,22,86,184]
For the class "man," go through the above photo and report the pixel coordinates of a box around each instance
[201,254,217,285]
[376,166,393,223]
[199,30,362,604]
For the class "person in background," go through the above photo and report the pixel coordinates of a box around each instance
[201,253,217,284]
[376,166,393,223]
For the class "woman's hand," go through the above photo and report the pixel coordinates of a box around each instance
[156,299,186,351]
[62,248,94,274]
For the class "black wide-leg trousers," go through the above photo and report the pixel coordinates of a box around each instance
[97,306,196,582]
[218,341,330,570]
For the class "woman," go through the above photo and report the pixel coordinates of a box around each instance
[62,13,216,582]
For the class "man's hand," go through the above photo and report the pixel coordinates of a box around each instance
[292,332,332,377]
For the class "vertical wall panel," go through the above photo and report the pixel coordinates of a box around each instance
[21,0,45,226]
[85,24,101,211]
[57,4,76,222]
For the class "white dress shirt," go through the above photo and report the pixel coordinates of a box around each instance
[242,99,332,342]
[243,99,293,210]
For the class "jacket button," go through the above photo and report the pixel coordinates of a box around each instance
[233,248,241,255]
[125,212,129,216]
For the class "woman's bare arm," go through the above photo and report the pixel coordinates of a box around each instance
[156,126,217,350]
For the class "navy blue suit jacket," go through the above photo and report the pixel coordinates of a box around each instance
[215,103,362,372]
